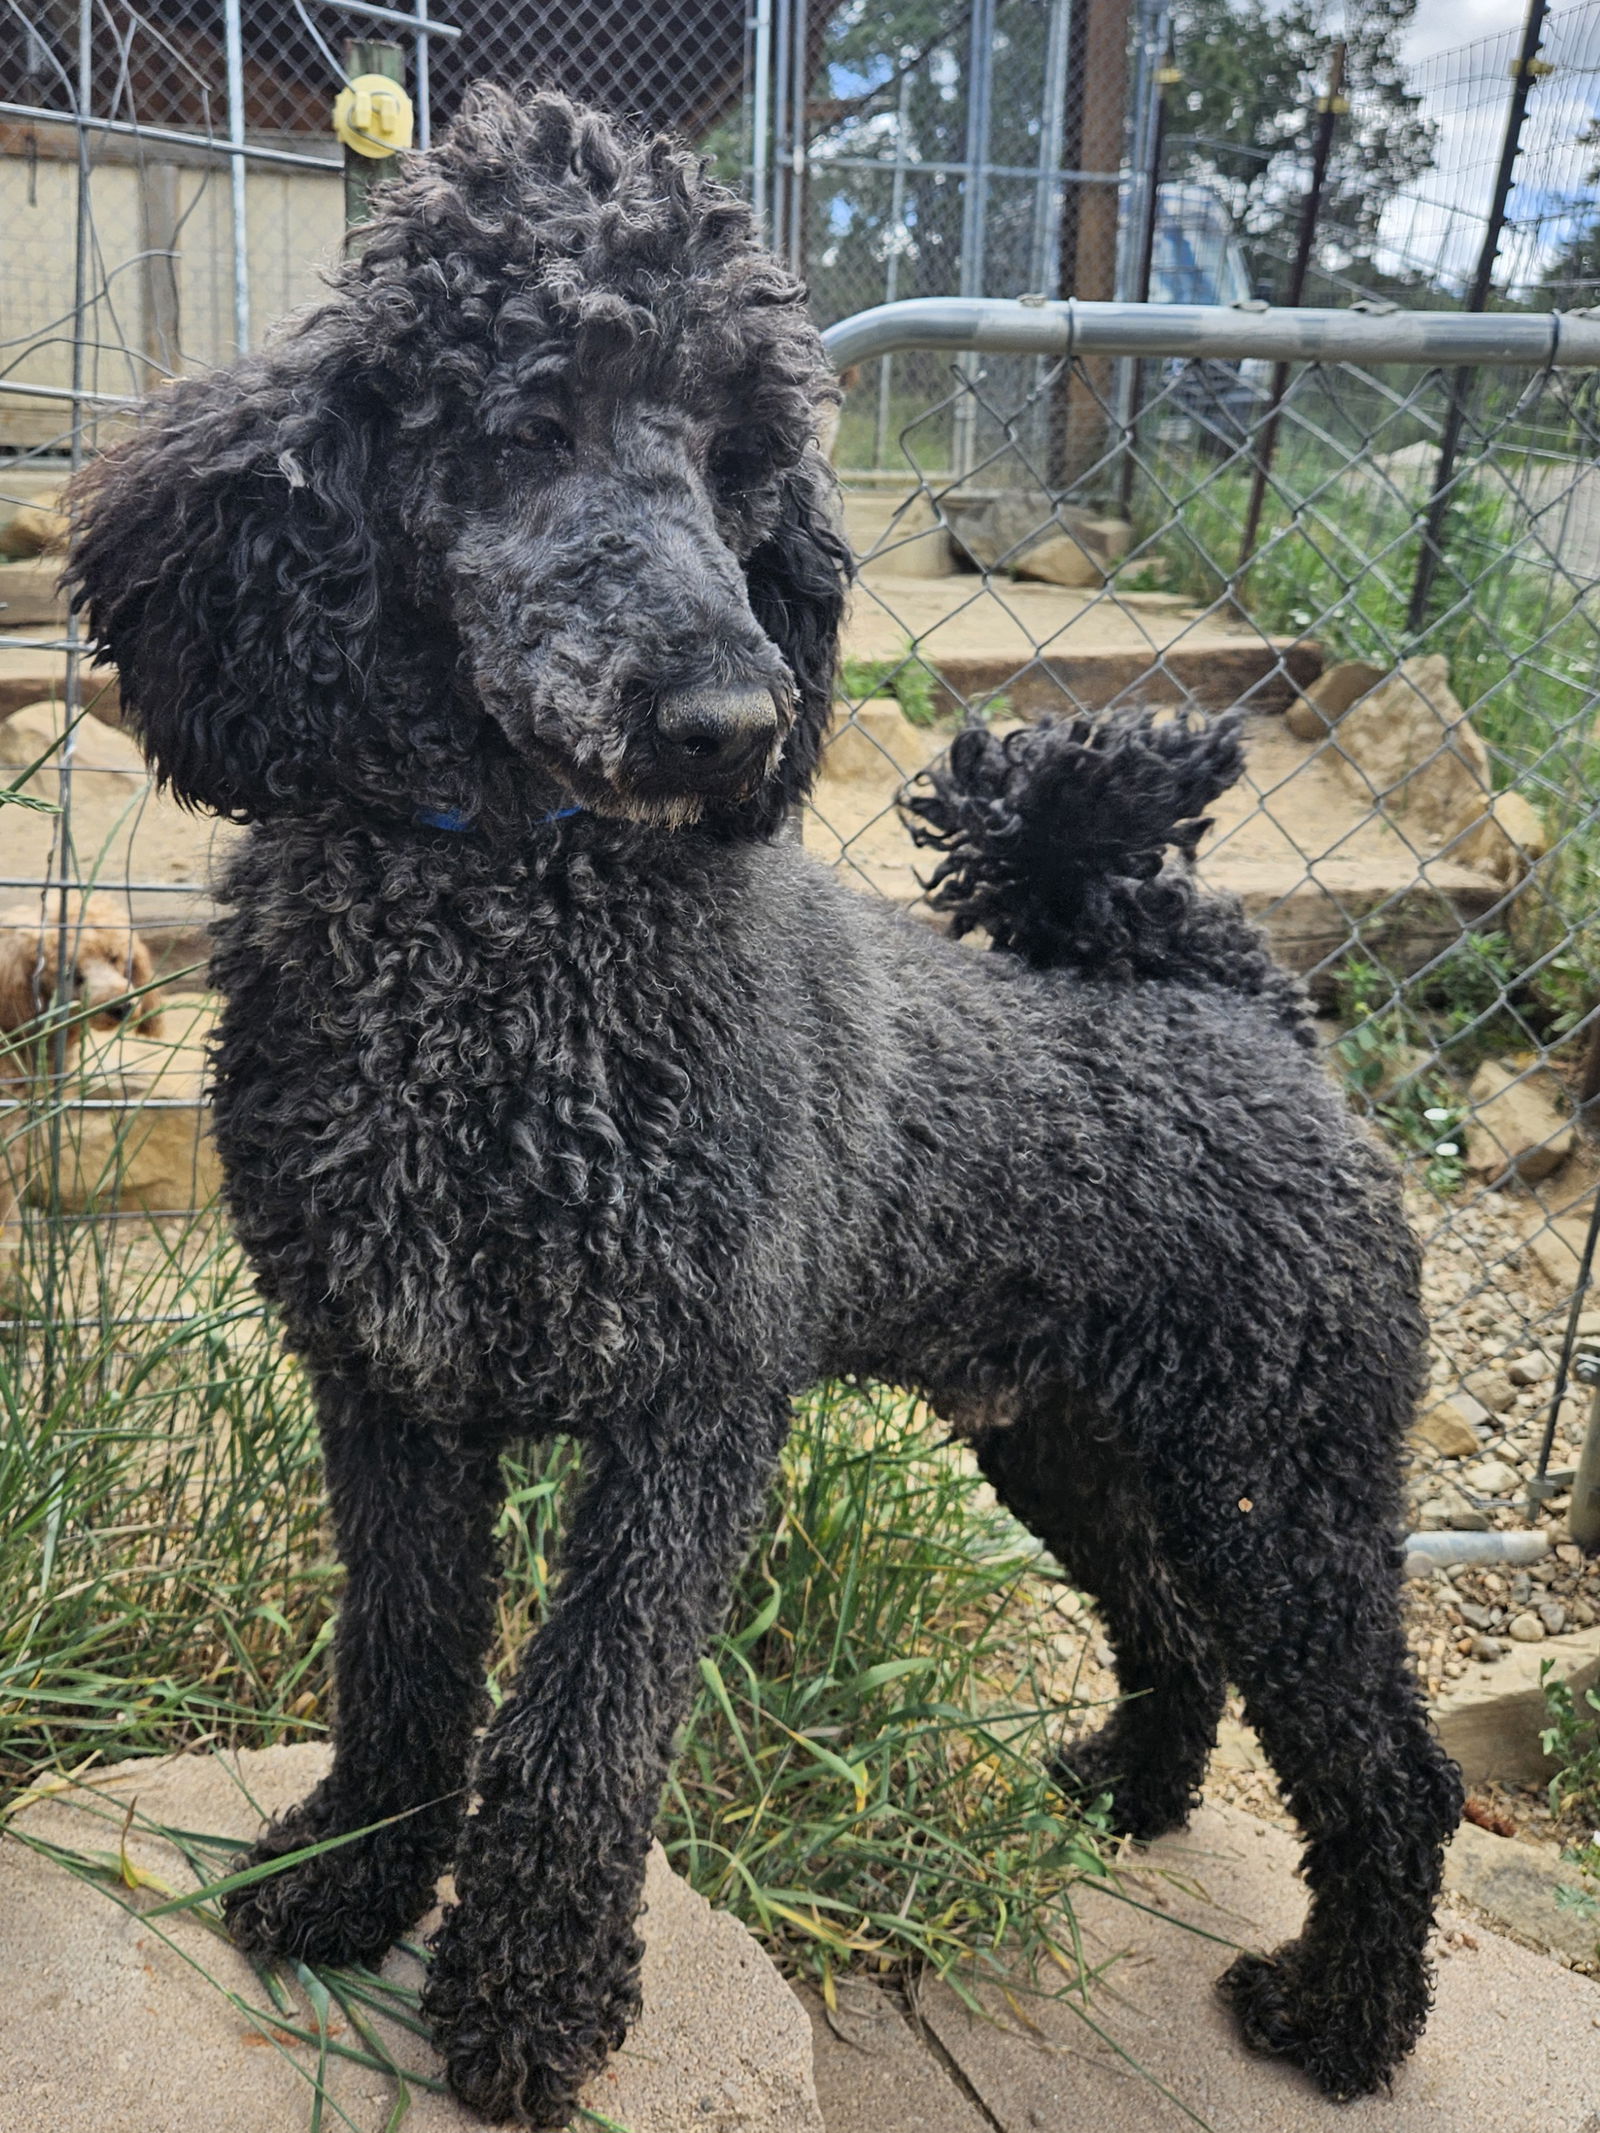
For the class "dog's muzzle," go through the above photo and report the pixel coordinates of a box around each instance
[651,684,780,793]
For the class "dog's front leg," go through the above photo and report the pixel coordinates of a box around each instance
[225,1367,505,1966]
[423,1393,788,2128]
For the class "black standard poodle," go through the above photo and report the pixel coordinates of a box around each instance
[67,86,1461,2127]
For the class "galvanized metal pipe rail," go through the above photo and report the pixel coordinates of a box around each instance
[821,297,1600,372]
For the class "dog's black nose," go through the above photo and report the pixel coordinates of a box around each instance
[653,686,779,785]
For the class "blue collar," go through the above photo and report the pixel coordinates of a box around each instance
[416,803,583,832]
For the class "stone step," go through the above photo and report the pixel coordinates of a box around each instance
[807,701,1504,984]
[0,557,68,628]
[0,1743,823,2133]
[912,1801,1600,2133]
[842,571,1320,716]
[0,637,120,721]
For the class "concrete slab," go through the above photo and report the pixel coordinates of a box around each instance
[1447,1820,1600,1967]
[916,1803,1600,2133]
[0,1744,822,2133]
[794,1977,990,2133]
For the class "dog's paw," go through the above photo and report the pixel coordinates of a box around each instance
[1219,1942,1421,2101]
[424,1901,642,2128]
[1050,1728,1198,1843]
[223,1800,439,1969]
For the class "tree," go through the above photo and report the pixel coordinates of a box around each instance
[1166,0,1436,292]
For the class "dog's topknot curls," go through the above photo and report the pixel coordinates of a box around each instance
[903,710,1309,1034]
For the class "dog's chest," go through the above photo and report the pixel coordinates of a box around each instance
[210,841,771,1416]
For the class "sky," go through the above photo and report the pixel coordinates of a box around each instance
[1403,0,1532,63]
[1374,0,1600,292]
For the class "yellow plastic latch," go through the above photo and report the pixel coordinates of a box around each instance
[333,74,415,159]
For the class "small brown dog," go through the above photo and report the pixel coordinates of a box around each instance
[0,892,164,1241]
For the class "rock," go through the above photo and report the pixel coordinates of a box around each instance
[838,490,953,582]
[1445,1819,1600,1966]
[1419,1491,1491,1532]
[1283,658,1385,740]
[1539,1601,1568,1636]
[1329,654,1493,849]
[1509,1611,1547,1641]
[819,698,942,789]
[939,486,1130,588]
[1522,1215,1593,1291]
[1464,1061,1574,1183]
[1458,791,1550,884]
[0,497,67,559]
[1470,1635,1503,1662]
[0,696,148,807]
[0,1744,824,2133]
[1508,1350,1552,1386]
[1466,1458,1524,1499]
[1013,518,1133,589]
[1414,1396,1483,1459]
[1463,1368,1517,1414]
[1458,1602,1494,1631]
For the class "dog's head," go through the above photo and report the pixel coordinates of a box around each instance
[67,89,850,838]
[0,896,164,1048]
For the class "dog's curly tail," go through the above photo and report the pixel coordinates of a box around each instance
[902,710,1309,1036]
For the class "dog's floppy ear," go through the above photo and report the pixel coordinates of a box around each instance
[741,447,852,833]
[67,351,386,821]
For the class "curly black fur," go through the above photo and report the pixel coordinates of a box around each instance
[66,85,1459,2127]
[904,711,1306,1033]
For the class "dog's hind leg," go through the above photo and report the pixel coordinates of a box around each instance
[1139,1403,1461,2101]
[422,1391,789,2128]
[224,1367,504,1967]
[974,1403,1225,1842]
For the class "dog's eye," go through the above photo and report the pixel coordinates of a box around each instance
[515,417,572,457]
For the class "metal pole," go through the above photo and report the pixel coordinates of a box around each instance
[1029,0,1074,296]
[820,296,1600,371]
[1236,40,1345,576]
[771,0,791,269]
[1407,0,1550,634]
[873,65,914,470]
[39,0,96,1552]
[1116,36,1176,519]
[1117,0,1167,303]
[786,0,808,272]
[751,0,773,232]
[953,0,996,479]
[223,0,250,353]
[413,0,430,150]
